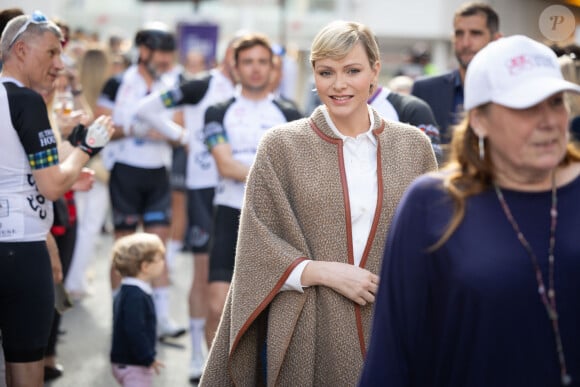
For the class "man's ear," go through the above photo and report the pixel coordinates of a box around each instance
[13,40,28,61]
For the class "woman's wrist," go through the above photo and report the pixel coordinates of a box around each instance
[301,260,324,287]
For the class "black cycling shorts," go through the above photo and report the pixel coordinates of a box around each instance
[170,146,187,192]
[109,163,171,230]
[0,241,54,362]
[208,205,240,283]
[185,188,214,253]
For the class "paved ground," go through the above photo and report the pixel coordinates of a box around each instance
[44,233,198,387]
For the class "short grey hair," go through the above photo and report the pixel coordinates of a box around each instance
[1,14,62,61]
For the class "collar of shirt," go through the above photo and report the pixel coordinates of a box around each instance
[321,104,377,147]
[121,277,153,295]
[0,76,24,87]
[234,85,275,103]
[367,86,386,104]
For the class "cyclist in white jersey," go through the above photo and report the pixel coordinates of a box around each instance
[0,13,112,385]
[135,37,237,383]
[107,25,187,339]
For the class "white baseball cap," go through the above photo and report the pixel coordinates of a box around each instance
[464,35,580,111]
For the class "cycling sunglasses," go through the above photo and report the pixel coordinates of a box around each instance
[8,11,49,48]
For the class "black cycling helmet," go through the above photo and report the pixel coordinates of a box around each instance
[135,23,176,52]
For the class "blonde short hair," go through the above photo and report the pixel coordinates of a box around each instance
[310,20,380,69]
[112,233,165,277]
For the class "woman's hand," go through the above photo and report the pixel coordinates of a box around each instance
[301,261,379,306]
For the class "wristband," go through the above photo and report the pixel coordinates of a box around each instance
[67,124,87,146]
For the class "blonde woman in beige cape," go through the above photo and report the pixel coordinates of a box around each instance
[200,21,437,386]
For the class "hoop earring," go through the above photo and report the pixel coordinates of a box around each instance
[478,134,485,161]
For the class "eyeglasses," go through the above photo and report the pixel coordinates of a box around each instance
[8,11,49,48]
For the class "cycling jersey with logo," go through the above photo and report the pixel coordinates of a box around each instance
[112,65,180,169]
[158,69,235,189]
[203,92,302,210]
[0,78,56,241]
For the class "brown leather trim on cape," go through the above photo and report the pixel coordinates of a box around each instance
[308,119,354,265]
[230,256,309,356]
[357,126,387,357]
[308,118,386,357]
[361,124,386,269]
[200,106,437,386]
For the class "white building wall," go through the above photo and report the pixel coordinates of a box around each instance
[7,0,577,107]
[10,0,571,55]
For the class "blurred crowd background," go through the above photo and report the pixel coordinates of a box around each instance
[12,0,580,111]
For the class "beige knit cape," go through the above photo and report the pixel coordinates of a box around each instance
[200,106,437,386]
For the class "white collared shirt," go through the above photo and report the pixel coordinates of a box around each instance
[120,277,153,295]
[282,105,379,292]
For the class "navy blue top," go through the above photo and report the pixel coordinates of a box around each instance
[110,284,156,367]
[360,173,580,387]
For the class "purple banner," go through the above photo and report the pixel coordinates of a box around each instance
[176,22,219,67]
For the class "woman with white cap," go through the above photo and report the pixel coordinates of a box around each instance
[359,35,580,387]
